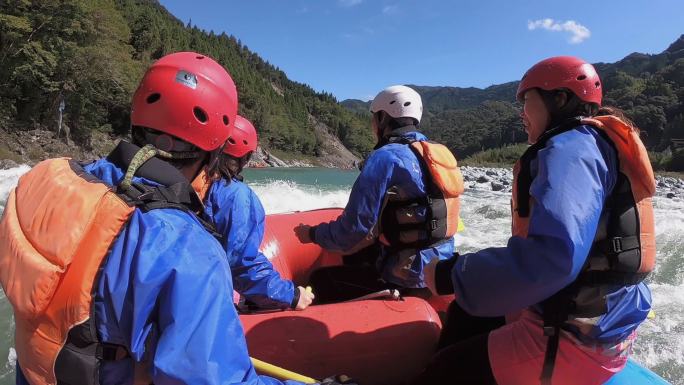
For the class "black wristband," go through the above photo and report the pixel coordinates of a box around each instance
[290,284,300,309]
[435,253,459,295]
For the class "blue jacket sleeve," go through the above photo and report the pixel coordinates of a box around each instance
[97,209,301,385]
[451,128,617,316]
[207,180,295,309]
[313,150,397,252]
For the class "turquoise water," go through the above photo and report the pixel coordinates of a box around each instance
[0,166,682,384]
[243,167,359,191]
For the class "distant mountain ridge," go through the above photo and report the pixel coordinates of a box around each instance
[342,35,684,159]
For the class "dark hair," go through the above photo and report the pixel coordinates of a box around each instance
[538,89,599,128]
[217,152,252,180]
[375,111,419,135]
[596,106,639,133]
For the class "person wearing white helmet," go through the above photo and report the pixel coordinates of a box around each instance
[295,85,464,303]
[370,85,424,125]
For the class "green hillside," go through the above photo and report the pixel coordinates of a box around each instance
[0,0,375,158]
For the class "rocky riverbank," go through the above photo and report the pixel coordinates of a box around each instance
[0,125,360,170]
[461,166,684,199]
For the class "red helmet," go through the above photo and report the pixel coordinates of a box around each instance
[516,56,602,106]
[131,52,238,151]
[224,115,258,158]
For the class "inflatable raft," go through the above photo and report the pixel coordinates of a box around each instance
[239,208,670,385]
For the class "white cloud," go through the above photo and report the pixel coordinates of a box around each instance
[527,18,591,44]
[339,0,362,7]
[382,5,398,14]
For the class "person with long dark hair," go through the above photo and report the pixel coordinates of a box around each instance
[193,115,315,311]
[416,56,656,385]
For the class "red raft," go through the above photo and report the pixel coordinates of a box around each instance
[239,209,669,385]
[240,208,448,385]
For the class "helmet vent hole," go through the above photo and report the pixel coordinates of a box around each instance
[243,140,248,145]
[196,55,205,60]
[404,101,411,107]
[595,81,601,88]
[228,137,236,145]
[146,93,161,104]
[389,100,396,105]
[223,115,230,126]
[193,107,208,123]
[577,75,587,81]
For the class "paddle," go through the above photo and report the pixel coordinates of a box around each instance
[250,357,317,383]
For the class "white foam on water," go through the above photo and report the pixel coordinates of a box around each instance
[6,349,14,369]
[249,179,351,214]
[0,165,30,214]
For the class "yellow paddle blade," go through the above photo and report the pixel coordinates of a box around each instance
[457,217,466,232]
[251,357,317,384]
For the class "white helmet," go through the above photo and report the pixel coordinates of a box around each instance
[370,85,423,123]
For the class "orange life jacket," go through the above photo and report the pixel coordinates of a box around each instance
[512,116,655,286]
[0,151,208,385]
[0,159,135,385]
[380,139,464,248]
[511,115,656,384]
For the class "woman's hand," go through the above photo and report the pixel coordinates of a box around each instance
[295,286,315,310]
[294,223,314,244]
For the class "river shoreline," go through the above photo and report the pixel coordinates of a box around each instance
[0,127,361,170]
[1,127,683,187]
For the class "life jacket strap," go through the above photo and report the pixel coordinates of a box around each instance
[576,270,650,287]
[595,235,640,255]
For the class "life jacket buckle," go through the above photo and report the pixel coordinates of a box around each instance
[611,237,623,253]
[430,219,438,231]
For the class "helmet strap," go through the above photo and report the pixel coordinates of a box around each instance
[132,126,203,160]
[120,144,171,191]
[119,142,207,191]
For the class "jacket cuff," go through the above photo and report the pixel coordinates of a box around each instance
[435,254,458,295]
[290,284,300,309]
[308,225,318,243]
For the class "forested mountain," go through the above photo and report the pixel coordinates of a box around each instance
[0,0,375,158]
[344,36,684,166]
[1,0,682,169]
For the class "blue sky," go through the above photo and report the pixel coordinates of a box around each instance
[160,0,684,101]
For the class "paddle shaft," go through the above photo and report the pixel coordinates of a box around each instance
[251,357,317,384]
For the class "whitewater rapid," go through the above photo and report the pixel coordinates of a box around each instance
[0,165,682,384]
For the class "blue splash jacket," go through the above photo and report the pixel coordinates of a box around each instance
[201,178,295,309]
[16,158,302,385]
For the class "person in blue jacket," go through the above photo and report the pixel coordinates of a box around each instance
[195,115,315,310]
[415,57,656,385]
[5,52,348,385]
[294,85,456,303]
